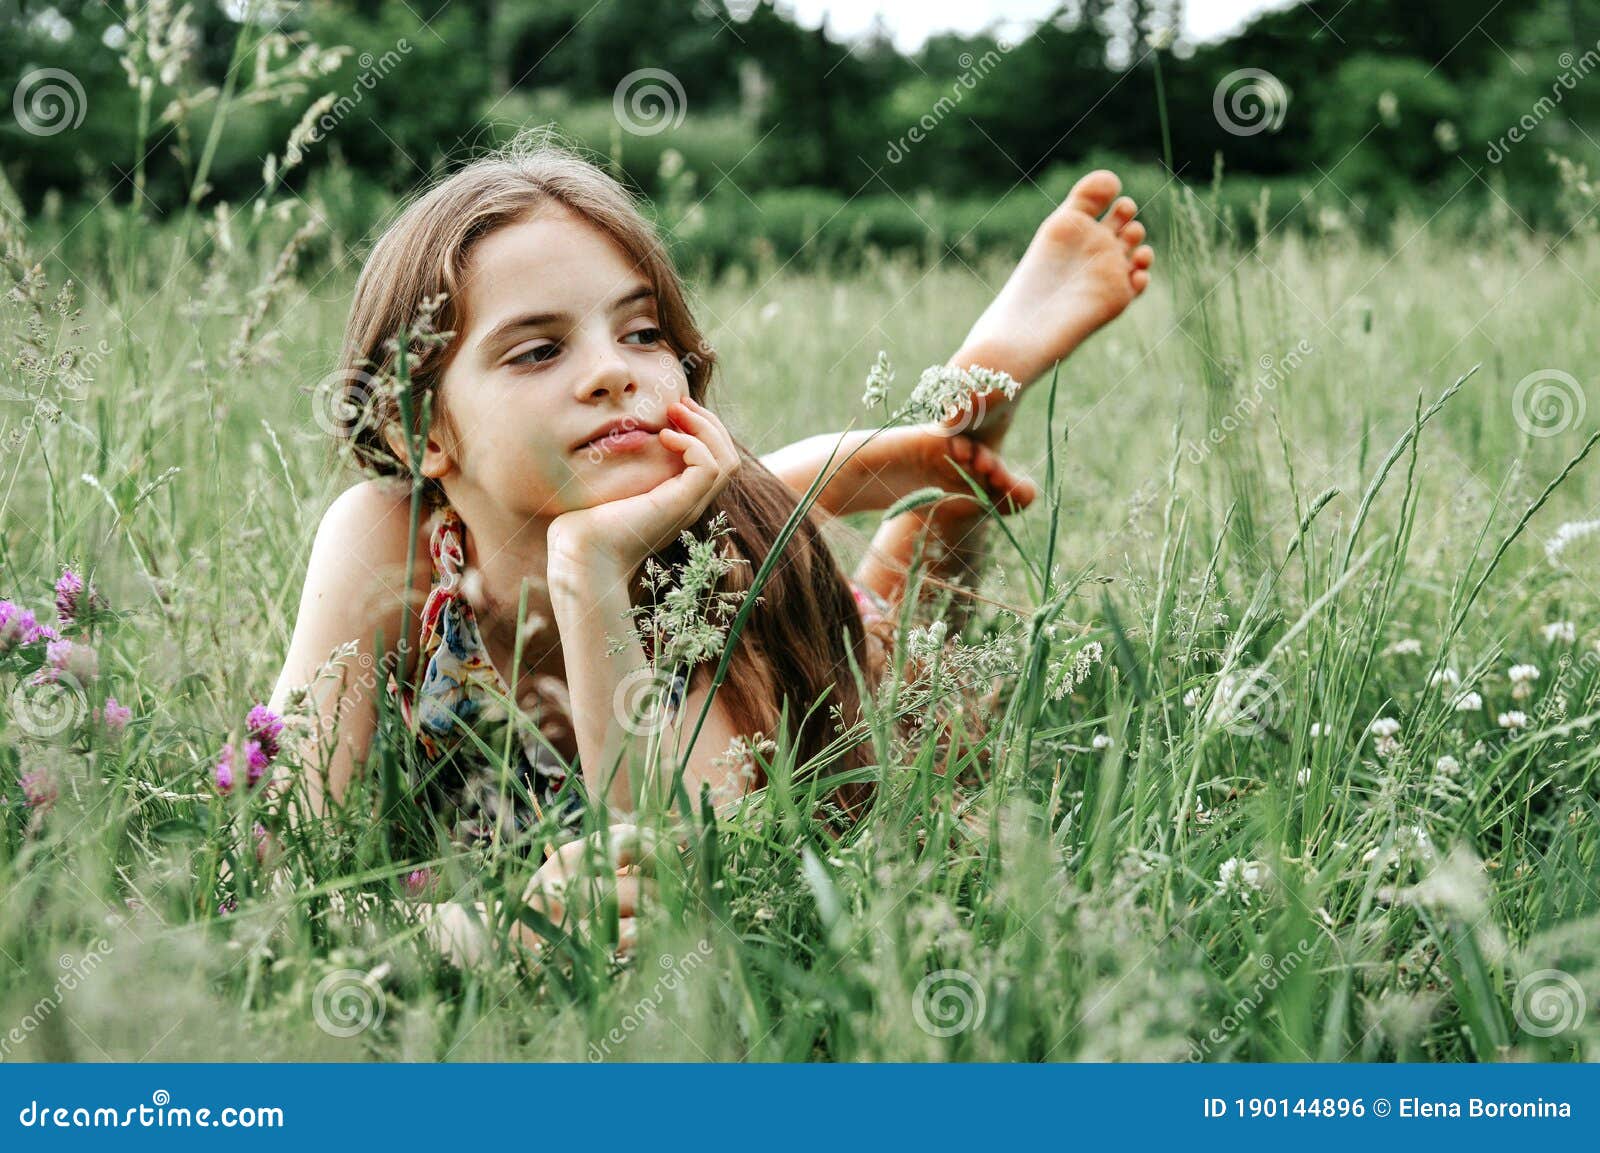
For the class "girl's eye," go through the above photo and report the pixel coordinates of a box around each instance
[510,342,559,366]
[622,326,662,346]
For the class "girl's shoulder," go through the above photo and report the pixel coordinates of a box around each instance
[310,478,440,684]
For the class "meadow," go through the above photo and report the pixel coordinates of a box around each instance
[2,164,1599,1061]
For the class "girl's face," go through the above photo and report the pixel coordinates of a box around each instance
[430,205,691,519]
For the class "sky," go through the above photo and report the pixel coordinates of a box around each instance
[781,0,1297,52]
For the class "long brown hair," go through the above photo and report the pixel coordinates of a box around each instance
[332,135,876,806]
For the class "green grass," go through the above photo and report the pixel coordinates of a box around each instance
[2,176,1599,1061]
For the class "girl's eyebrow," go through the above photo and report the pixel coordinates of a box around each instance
[477,284,656,355]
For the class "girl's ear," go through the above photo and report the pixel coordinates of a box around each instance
[382,420,453,480]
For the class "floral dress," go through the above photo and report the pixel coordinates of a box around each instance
[387,504,591,844]
[386,502,886,844]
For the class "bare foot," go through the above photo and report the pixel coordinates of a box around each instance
[955,169,1154,444]
[823,424,1038,518]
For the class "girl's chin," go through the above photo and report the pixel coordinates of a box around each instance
[574,455,681,504]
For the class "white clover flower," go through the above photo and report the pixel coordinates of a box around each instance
[1542,621,1577,644]
[1216,857,1268,905]
[1295,766,1311,786]
[1091,732,1114,750]
[1430,667,1460,689]
[1368,716,1401,738]
[860,350,894,409]
[1384,638,1423,657]
[1546,518,1600,563]
[1396,824,1434,861]
[1453,690,1483,713]
[1435,755,1461,777]
[1509,663,1540,701]
[1498,710,1528,730]
[1309,721,1328,737]
[1182,686,1202,708]
[1374,735,1402,759]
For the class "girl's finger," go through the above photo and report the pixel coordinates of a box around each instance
[670,401,739,473]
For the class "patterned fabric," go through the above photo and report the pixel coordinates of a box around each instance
[387,502,884,843]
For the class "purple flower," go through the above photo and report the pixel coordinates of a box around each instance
[404,868,433,896]
[54,568,83,624]
[19,768,57,811]
[214,746,237,794]
[217,896,237,916]
[244,739,269,787]
[253,822,272,863]
[245,704,283,762]
[99,696,132,734]
[0,600,57,652]
[30,638,97,686]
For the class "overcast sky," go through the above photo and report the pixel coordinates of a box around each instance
[783,0,1296,51]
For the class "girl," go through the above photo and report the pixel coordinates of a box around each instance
[266,138,1152,946]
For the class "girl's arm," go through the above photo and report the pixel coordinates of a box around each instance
[265,478,429,815]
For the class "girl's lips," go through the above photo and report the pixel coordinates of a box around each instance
[582,427,657,455]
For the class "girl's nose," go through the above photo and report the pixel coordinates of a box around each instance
[578,348,636,402]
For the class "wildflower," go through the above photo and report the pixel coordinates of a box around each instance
[1384,638,1423,656]
[1396,824,1434,861]
[1091,733,1114,750]
[1546,518,1600,562]
[0,600,57,651]
[1368,717,1401,738]
[404,869,433,897]
[1498,710,1528,730]
[252,822,271,864]
[1182,687,1202,708]
[244,740,270,788]
[1310,721,1328,737]
[97,697,132,734]
[217,897,237,916]
[1453,690,1482,713]
[1374,736,1402,759]
[1542,621,1576,644]
[905,363,1020,425]
[1429,667,1459,689]
[860,351,894,409]
[19,767,57,811]
[213,741,260,794]
[1216,857,1268,905]
[245,704,284,762]
[1051,640,1104,699]
[1296,766,1311,786]
[31,638,98,685]
[54,568,83,623]
[1509,663,1540,701]
[1435,755,1461,777]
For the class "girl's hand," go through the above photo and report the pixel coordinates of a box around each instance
[521,824,661,955]
[548,397,739,580]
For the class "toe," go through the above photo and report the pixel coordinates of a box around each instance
[1106,196,1138,228]
[945,433,976,465]
[1064,170,1122,217]
[1132,244,1154,269]
[1131,268,1150,293]
[1120,220,1147,248]
[1005,475,1039,512]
